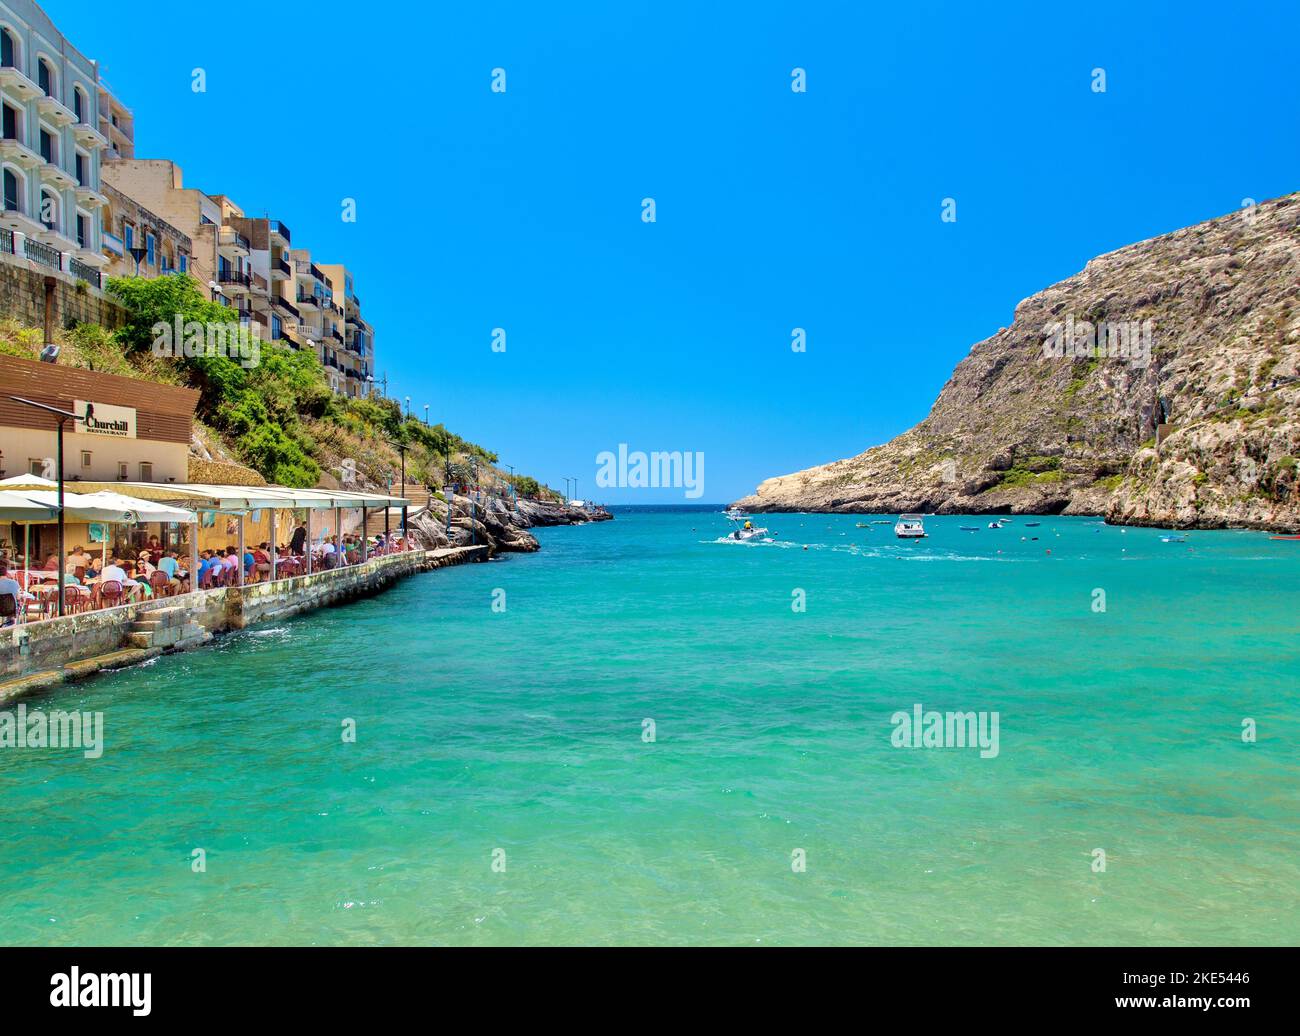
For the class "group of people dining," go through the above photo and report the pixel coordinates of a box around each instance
[0,545,190,624]
[0,523,413,626]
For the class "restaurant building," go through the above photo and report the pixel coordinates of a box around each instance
[0,352,196,484]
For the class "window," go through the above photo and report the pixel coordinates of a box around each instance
[123,223,133,249]
[0,29,15,69]
[146,233,156,265]
[179,253,188,273]
[271,315,283,340]
[75,152,87,186]
[3,168,18,212]
[39,129,53,165]
[117,461,128,479]
[81,451,92,468]
[29,458,44,475]
[139,462,153,481]
[2,103,16,141]
[77,213,88,248]
[40,189,56,230]
[38,60,53,97]
[73,88,85,123]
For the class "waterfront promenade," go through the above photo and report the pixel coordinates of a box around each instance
[0,545,486,703]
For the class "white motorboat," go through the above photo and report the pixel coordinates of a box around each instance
[894,514,927,539]
[726,517,772,542]
[724,506,747,520]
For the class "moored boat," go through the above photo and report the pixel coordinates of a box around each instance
[895,514,927,538]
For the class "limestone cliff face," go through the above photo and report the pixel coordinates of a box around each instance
[735,194,1300,531]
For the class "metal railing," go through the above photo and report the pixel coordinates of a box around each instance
[219,270,251,286]
[0,228,12,254]
[269,220,291,243]
[68,257,101,289]
[275,296,300,317]
[24,237,61,270]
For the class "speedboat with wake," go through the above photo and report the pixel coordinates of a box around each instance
[726,517,773,543]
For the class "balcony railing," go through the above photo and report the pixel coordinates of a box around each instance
[0,229,13,254]
[69,257,102,289]
[24,237,61,270]
[102,230,124,256]
[269,220,291,243]
[219,228,251,251]
[219,270,251,286]
[275,296,300,317]
[275,257,291,276]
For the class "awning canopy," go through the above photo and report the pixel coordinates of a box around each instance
[101,482,412,512]
[0,479,409,515]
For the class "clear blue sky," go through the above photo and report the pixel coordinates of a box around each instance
[50,0,1300,502]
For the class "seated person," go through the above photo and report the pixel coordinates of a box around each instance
[0,564,21,626]
[157,550,182,589]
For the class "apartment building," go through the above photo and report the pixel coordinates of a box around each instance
[99,181,191,279]
[319,264,373,398]
[97,78,131,159]
[100,158,229,295]
[0,0,110,279]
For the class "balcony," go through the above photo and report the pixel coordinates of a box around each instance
[295,292,320,310]
[0,136,42,169]
[23,236,61,271]
[73,122,109,150]
[269,220,290,245]
[218,270,252,293]
[271,256,291,280]
[101,230,125,257]
[274,295,300,318]
[0,66,42,101]
[68,256,102,289]
[40,161,77,191]
[76,184,109,209]
[218,227,251,253]
[36,95,77,127]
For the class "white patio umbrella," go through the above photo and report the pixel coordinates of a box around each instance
[0,474,59,490]
[64,491,197,525]
[0,490,57,522]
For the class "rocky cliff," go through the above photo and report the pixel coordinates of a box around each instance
[735,194,1300,531]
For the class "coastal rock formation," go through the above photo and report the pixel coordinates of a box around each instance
[735,194,1300,530]
[407,495,611,555]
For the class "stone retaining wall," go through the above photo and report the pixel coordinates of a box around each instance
[0,547,486,683]
[0,255,130,332]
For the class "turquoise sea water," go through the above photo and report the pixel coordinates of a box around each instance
[1,508,1297,946]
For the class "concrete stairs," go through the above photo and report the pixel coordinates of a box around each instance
[124,606,212,652]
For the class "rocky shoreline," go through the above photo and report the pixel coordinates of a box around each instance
[408,495,612,555]
[734,194,1300,533]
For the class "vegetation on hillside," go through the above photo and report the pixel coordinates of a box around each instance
[1,274,558,498]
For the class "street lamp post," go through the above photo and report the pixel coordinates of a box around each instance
[404,396,411,420]
[385,438,409,545]
[423,404,429,425]
[8,396,90,617]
